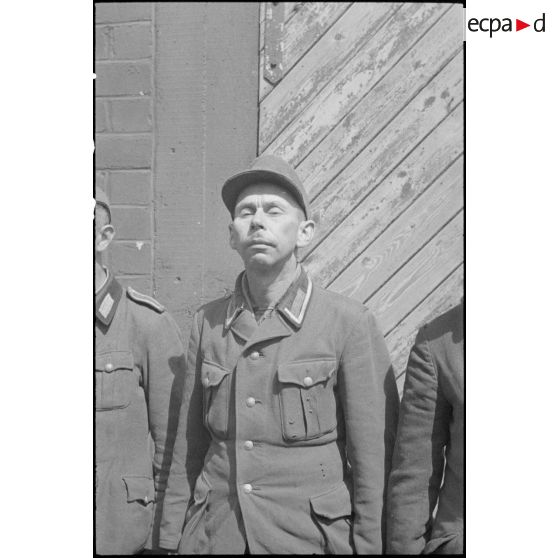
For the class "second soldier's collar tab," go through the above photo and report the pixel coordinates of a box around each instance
[276,266,313,329]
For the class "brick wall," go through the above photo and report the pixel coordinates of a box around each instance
[95,2,154,294]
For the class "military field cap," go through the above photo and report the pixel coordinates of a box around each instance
[95,187,111,222]
[221,154,310,219]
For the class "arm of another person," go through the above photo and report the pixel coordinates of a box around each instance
[338,309,399,554]
[386,326,450,554]
[142,311,187,550]
[158,310,211,551]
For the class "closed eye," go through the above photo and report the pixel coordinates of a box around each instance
[238,207,255,217]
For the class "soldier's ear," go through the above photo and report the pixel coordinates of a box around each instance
[228,222,237,250]
[296,219,315,249]
[96,224,115,253]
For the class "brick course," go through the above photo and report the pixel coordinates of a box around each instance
[108,98,152,132]
[96,3,151,24]
[110,207,151,240]
[96,134,152,169]
[95,26,110,60]
[112,23,152,59]
[96,61,151,96]
[107,171,152,205]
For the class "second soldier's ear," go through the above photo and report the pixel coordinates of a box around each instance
[228,222,237,251]
[96,224,115,253]
[296,219,315,249]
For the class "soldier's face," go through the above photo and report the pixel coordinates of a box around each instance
[229,183,314,270]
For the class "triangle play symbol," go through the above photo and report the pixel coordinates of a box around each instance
[516,19,530,31]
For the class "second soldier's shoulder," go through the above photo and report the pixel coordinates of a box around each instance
[194,291,234,319]
[312,282,370,319]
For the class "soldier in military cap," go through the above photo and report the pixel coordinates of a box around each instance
[95,187,186,555]
[159,155,400,554]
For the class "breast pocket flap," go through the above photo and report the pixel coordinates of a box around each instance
[95,351,134,373]
[278,359,336,388]
[201,360,231,387]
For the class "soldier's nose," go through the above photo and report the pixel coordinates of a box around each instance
[250,209,266,229]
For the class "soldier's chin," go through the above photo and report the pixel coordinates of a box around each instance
[245,253,275,267]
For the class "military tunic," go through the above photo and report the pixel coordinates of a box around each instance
[95,272,186,555]
[160,267,399,554]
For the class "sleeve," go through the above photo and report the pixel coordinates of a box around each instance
[386,326,451,554]
[142,310,187,550]
[158,310,211,551]
[337,309,399,555]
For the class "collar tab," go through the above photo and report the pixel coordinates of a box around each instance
[95,272,123,326]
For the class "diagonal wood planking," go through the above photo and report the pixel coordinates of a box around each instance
[329,156,463,300]
[304,102,464,286]
[259,3,464,387]
[274,5,462,192]
[263,3,455,168]
[306,53,463,251]
[259,2,400,150]
[367,211,463,334]
[259,2,354,102]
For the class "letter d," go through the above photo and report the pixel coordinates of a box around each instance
[534,13,545,32]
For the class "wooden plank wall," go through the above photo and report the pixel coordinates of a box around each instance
[258,2,464,393]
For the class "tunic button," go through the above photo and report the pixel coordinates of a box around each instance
[246,397,256,408]
[249,351,260,360]
[303,376,313,386]
[243,440,254,450]
[242,483,253,494]
[104,363,114,372]
[203,377,210,387]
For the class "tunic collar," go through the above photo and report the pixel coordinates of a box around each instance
[225,265,313,331]
[95,269,123,327]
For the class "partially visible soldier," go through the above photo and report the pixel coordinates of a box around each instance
[94,187,186,555]
[387,301,464,554]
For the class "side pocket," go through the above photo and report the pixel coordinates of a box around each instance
[121,476,155,553]
[201,360,232,439]
[310,482,354,555]
[424,532,462,554]
[179,473,212,554]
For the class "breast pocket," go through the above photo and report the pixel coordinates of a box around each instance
[277,359,337,442]
[95,351,136,411]
[201,360,232,439]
